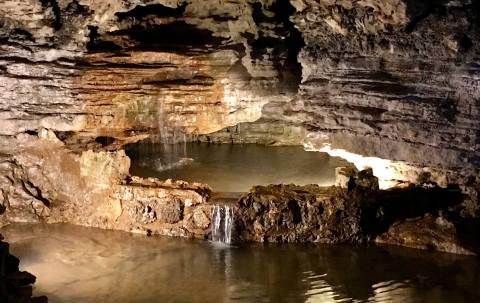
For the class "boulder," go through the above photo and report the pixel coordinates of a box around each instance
[376,215,475,255]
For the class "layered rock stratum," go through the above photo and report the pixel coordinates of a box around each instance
[0,0,479,254]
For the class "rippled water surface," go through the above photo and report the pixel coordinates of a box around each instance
[2,223,480,303]
[126,143,349,192]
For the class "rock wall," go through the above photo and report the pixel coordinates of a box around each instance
[0,0,479,253]
[198,0,480,187]
[0,0,300,143]
[2,1,478,167]
[292,0,480,174]
[0,134,214,238]
[233,170,478,255]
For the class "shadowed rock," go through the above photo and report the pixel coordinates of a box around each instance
[233,169,476,255]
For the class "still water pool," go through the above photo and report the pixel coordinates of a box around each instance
[2,223,480,303]
[126,143,349,192]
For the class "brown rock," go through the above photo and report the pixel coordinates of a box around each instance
[156,200,184,224]
[376,215,475,255]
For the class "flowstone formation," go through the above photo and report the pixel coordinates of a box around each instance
[0,0,479,255]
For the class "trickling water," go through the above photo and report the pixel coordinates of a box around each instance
[142,99,192,171]
[211,205,234,244]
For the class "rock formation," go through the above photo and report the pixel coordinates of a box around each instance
[0,0,479,255]
[0,133,213,238]
[1,1,478,165]
[233,169,478,255]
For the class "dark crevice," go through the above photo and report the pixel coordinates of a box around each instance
[95,136,115,147]
[288,200,302,225]
[437,97,459,123]
[250,0,305,92]
[116,3,186,21]
[404,0,477,33]
[453,32,473,53]
[360,185,465,238]
[40,0,62,30]
[251,3,272,24]
[24,130,38,136]
[405,5,441,33]
[54,131,76,143]
[9,29,35,42]
[211,15,240,22]
[86,26,122,53]
[111,21,226,52]
[65,0,91,16]
[21,180,51,207]
[143,76,215,86]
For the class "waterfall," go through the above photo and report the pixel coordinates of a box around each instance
[211,205,234,244]
[150,99,192,171]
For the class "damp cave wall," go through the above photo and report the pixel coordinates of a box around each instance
[0,0,479,187]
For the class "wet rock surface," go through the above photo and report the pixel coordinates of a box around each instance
[376,214,475,256]
[0,132,477,254]
[0,0,478,173]
[234,170,479,255]
[0,0,479,257]
[0,134,213,239]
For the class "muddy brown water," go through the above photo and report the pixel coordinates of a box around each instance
[2,223,480,303]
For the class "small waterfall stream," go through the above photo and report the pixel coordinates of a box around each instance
[136,99,192,172]
[211,205,234,244]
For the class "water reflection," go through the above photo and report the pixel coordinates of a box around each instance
[126,143,349,192]
[2,224,480,303]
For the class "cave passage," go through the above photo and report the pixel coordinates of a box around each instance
[126,142,350,192]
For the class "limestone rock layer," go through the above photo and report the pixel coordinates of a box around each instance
[1,1,479,171]
[0,0,479,246]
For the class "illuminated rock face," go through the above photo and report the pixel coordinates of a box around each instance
[0,0,300,141]
[0,0,479,252]
[0,134,214,238]
[1,1,478,171]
